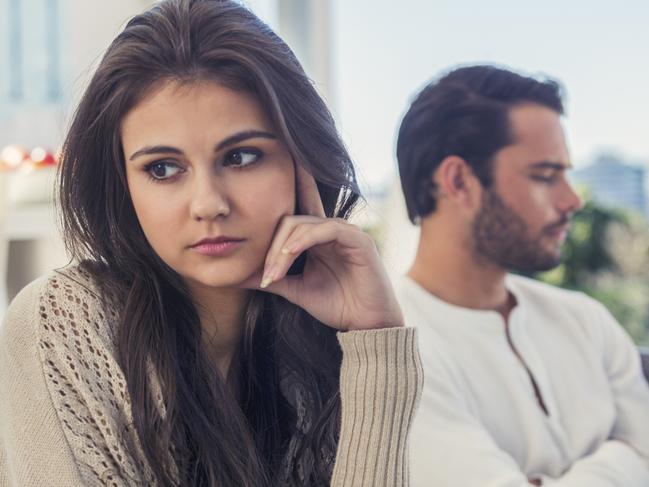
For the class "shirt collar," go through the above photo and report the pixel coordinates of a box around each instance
[400,274,527,330]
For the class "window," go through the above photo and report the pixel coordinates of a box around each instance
[1,0,63,104]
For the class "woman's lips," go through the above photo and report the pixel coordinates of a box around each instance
[190,238,245,256]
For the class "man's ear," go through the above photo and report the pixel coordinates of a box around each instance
[433,155,482,210]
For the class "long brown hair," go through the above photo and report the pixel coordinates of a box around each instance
[58,1,360,485]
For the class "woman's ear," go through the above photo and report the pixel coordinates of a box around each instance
[433,155,482,211]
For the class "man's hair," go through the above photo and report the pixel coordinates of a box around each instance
[396,64,565,223]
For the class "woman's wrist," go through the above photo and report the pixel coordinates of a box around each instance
[345,319,405,332]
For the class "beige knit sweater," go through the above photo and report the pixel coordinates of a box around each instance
[0,266,422,486]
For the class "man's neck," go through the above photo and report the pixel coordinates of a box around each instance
[408,224,513,319]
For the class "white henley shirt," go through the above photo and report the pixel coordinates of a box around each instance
[400,275,649,486]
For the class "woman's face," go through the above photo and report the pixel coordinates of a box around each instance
[121,80,296,289]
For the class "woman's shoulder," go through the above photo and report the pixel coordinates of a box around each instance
[1,265,152,484]
[2,262,121,357]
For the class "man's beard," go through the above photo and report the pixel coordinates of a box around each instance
[471,189,568,273]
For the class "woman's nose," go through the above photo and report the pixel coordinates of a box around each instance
[189,177,230,221]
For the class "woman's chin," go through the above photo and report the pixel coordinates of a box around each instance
[181,266,260,292]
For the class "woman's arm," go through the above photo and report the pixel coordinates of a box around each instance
[242,165,424,485]
[0,271,149,486]
[332,327,422,487]
[1,275,88,486]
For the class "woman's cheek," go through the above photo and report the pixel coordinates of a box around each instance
[130,189,183,261]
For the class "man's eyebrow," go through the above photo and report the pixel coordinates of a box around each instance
[529,161,573,171]
[128,130,278,161]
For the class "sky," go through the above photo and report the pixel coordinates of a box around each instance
[331,0,649,192]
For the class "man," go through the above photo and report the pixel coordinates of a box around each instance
[396,65,649,486]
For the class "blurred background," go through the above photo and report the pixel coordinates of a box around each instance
[1,0,648,344]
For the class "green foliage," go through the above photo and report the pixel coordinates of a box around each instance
[535,198,649,345]
[558,200,626,287]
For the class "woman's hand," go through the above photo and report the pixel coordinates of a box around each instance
[242,164,404,332]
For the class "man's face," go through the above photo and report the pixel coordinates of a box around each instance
[472,103,582,272]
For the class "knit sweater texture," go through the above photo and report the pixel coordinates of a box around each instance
[0,265,423,486]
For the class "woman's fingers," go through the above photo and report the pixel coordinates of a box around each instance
[295,163,326,218]
[261,222,317,287]
[241,213,402,331]
[261,215,317,284]
[262,219,367,288]
[237,268,300,304]
[259,164,325,286]
[258,273,302,303]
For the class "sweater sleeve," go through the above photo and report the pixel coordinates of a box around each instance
[0,271,150,486]
[331,327,423,487]
[0,276,86,486]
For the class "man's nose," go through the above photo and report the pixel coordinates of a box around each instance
[558,179,583,215]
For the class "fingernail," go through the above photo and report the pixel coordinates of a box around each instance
[260,265,276,288]
[281,247,290,255]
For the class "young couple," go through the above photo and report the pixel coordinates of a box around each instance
[1,1,647,486]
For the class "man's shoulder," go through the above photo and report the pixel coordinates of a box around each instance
[396,276,449,329]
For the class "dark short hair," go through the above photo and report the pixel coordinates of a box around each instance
[396,64,565,223]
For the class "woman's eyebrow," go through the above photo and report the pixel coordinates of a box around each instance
[128,130,278,161]
[215,130,277,151]
[129,145,183,161]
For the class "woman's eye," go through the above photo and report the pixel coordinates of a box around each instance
[223,149,262,168]
[145,162,181,180]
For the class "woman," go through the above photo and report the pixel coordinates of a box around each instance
[0,1,422,485]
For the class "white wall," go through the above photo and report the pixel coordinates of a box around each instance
[1,1,151,309]
[0,0,152,151]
